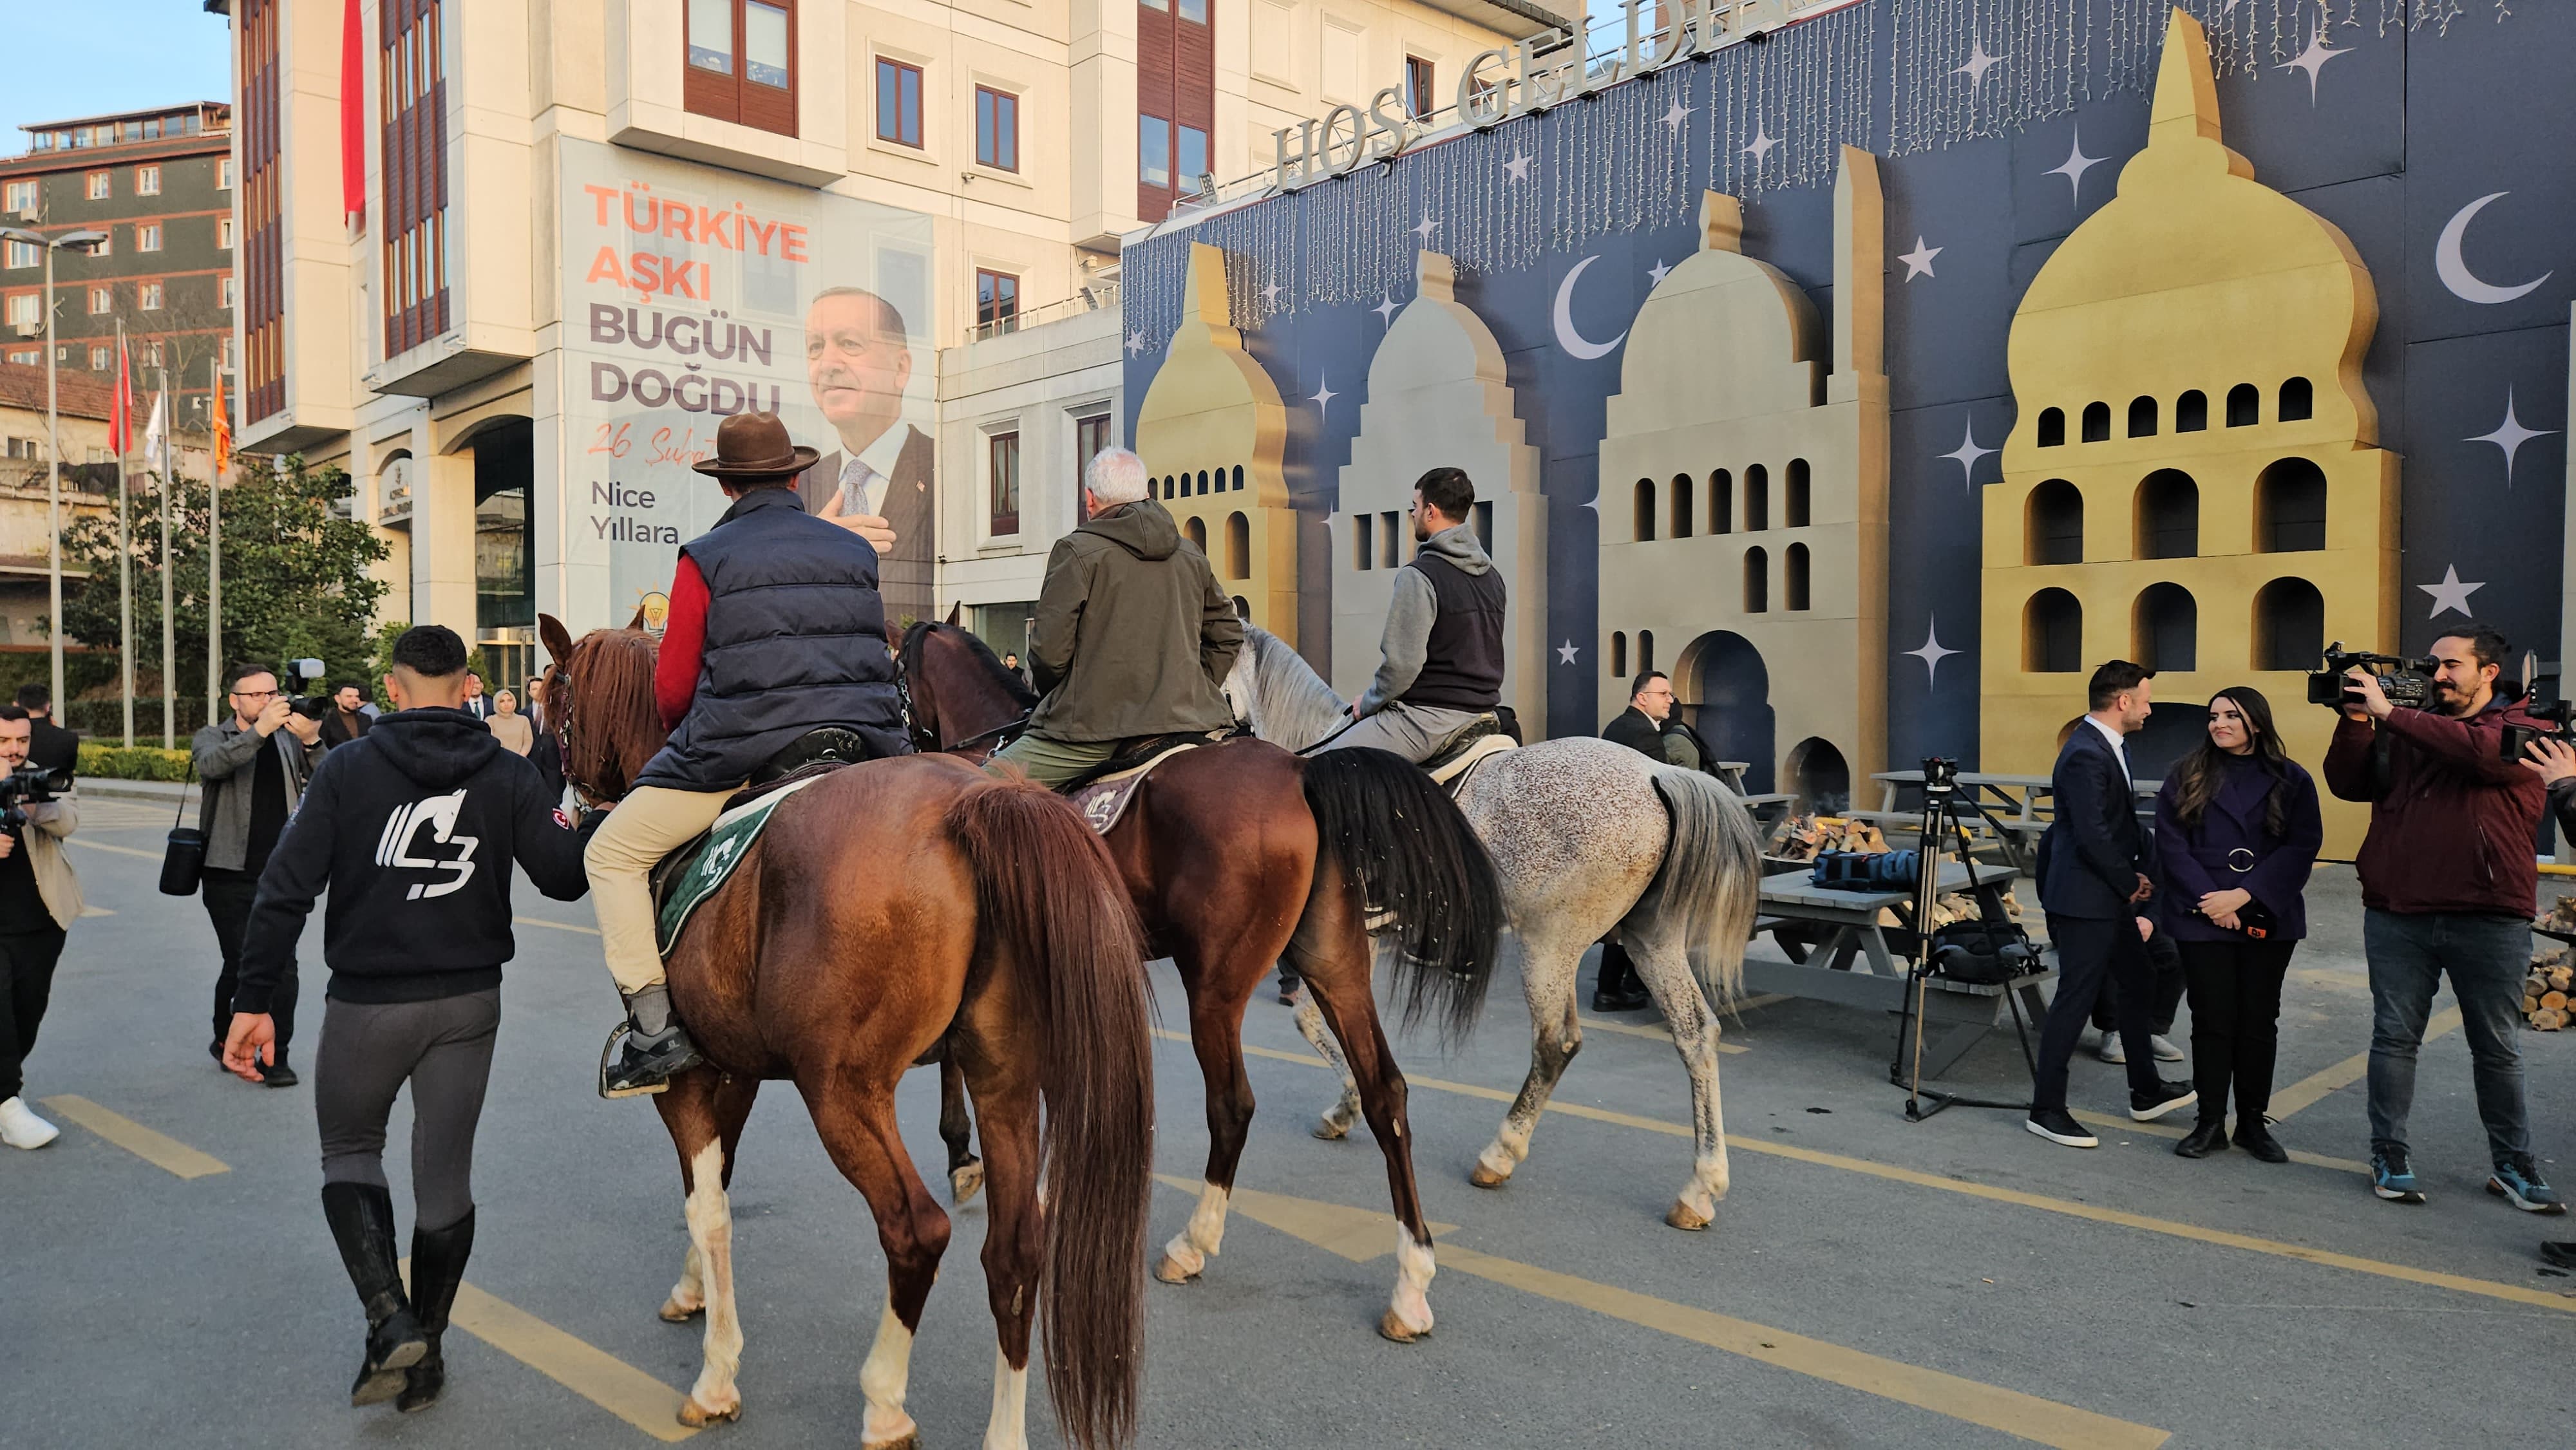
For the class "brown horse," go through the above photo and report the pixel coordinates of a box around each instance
[896,619,1506,1342]
[537,615,1153,1450]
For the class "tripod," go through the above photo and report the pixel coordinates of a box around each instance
[1891,762,2041,1122]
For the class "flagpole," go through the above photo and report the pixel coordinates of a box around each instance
[116,323,134,748]
[156,372,174,747]
[207,377,223,729]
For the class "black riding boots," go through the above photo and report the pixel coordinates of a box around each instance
[397,1209,475,1412]
[601,981,704,1098]
[320,1182,429,1407]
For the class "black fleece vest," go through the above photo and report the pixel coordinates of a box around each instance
[1398,553,1506,712]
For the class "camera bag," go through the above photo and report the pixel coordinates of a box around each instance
[1810,849,1920,892]
[158,755,204,897]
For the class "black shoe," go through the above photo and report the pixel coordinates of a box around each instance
[2025,1108,2098,1148]
[1591,984,1655,1013]
[2541,1240,2576,1270]
[2175,1119,2230,1158]
[321,1182,428,1407]
[399,1209,475,1413]
[2128,1080,2197,1122]
[600,985,704,1099]
[2233,1120,2289,1163]
[260,1054,299,1089]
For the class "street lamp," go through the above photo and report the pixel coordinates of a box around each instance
[0,226,108,715]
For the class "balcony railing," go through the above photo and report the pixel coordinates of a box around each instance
[966,281,1121,346]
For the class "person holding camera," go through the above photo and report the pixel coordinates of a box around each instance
[2325,625,2559,1211]
[0,705,79,1149]
[2026,661,2199,1149]
[220,625,592,1413]
[317,682,373,750]
[194,662,327,1087]
[2153,687,2322,1161]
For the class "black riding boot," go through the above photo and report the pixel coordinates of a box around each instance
[1591,942,1653,1013]
[399,1209,475,1413]
[320,1182,428,1407]
[601,983,704,1098]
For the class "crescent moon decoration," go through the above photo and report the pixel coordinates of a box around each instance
[2437,193,2552,305]
[1552,255,1629,361]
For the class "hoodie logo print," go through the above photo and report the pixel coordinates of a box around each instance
[375,789,480,900]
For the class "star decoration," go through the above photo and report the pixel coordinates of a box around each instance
[1310,375,1338,412]
[1557,640,1580,666]
[1897,236,1942,281]
[1742,127,1779,165]
[2278,27,2347,105]
[1412,215,1439,245]
[1125,329,1148,356]
[1646,258,1672,287]
[2418,565,2484,619]
[1372,292,1400,326]
[2047,125,2104,209]
[1906,618,1960,688]
[1939,417,1998,486]
[2467,388,2558,485]
[1661,98,1693,133]
[1503,150,1533,184]
[1260,279,1283,309]
[1953,39,2003,95]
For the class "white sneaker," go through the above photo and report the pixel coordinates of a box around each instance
[2150,1034,2185,1063]
[0,1096,59,1150]
[2094,1033,2126,1064]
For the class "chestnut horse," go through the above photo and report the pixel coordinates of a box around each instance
[896,619,1505,1342]
[537,615,1153,1450]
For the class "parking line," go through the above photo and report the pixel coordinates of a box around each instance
[1574,1013,1748,1053]
[40,1095,229,1178]
[2065,1110,2371,1175]
[412,1271,697,1442]
[2268,1008,2462,1122]
[65,837,164,862]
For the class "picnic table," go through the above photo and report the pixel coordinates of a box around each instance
[1707,760,1797,820]
[1746,858,2052,1078]
[1859,769,2161,872]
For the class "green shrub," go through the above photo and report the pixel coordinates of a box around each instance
[76,744,192,782]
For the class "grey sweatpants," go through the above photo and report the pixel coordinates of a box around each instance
[316,989,500,1233]
[1312,701,1488,764]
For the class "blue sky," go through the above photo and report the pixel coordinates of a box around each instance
[1,3,235,149]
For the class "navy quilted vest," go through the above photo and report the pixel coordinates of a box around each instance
[634,487,909,790]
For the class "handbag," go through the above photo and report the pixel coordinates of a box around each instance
[158,753,205,897]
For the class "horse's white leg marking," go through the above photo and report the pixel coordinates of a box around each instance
[660,1243,706,1321]
[1294,992,1362,1138]
[858,1297,919,1447]
[1475,937,1582,1186]
[680,1141,744,1420]
[1155,1180,1231,1281]
[1631,937,1730,1230]
[980,1345,1030,1450]
[1381,1229,1437,1341]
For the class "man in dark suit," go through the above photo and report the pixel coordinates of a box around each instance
[795,287,935,627]
[14,686,77,782]
[2027,661,2196,1147]
[460,672,491,721]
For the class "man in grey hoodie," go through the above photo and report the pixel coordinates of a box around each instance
[1320,466,1506,763]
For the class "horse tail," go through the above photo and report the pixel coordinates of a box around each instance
[1299,748,1506,1046]
[947,778,1153,1450]
[1645,766,1766,1010]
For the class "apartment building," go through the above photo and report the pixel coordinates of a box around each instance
[214,0,1552,670]
[0,104,238,439]
[0,364,115,651]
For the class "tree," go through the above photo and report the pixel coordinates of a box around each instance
[57,457,390,723]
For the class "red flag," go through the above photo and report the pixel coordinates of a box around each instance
[211,366,232,477]
[111,331,134,455]
[340,0,365,220]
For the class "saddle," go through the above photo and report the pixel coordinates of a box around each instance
[1419,715,1516,796]
[647,766,842,955]
[1057,728,1238,836]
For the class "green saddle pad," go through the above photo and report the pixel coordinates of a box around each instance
[655,773,829,955]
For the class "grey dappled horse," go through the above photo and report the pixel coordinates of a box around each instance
[1226,627,1765,1229]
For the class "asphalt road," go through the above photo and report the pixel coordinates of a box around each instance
[5,797,2570,1448]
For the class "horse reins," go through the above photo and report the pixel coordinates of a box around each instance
[895,630,1029,764]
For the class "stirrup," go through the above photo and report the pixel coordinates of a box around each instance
[598,1022,701,1099]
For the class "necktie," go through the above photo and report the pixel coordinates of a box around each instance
[838,457,880,519]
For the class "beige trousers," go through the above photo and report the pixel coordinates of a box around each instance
[585,784,736,994]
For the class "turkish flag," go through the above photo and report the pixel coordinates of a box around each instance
[340,0,365,220]
[111,332,133,457]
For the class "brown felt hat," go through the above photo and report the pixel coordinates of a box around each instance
[692,411,820,482]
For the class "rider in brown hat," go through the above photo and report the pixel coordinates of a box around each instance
[583,411,911,1097]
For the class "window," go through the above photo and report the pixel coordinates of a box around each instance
[1139,115,1171,188]
[140,281,163,311]
[137,223,162,252]
[1632,478,1656,541]
[2253,578,2325,671]
[1785,543,1811,610]
[1177,0,1206,21]
[3,294,35,327]
[989,431,1021,536]
[2133,583,2197,672]
[381,0,453,357]
[2135,469,2197,559]
[218,216,234,249]
[1075,412,1112,521]
[1,181,33,214]
[88,344,109,370]
[1354,511,1374,569]
[1785,458,1810,526]
[1709,469,1732,532]
[1743,547,1768,612]
[1225,512,1249,579]
[2036,407,2065,446]
[88,286,111,315]
[976,87,1019,171]
[876,58,923,147]
[1176,125,1208,195]
[2025,589,2083,673]
[744,1,790,88]
[2278,377,2313,422]
[2226,383,2260,427]
[2128,395,2156,437]
[2025,480,2083,565]
[4,240,35,270]
[86,172,110,200]
[1669,473,1692,537]
[2256,457,2327,552]
[220,276,236,308]
[1638,630,1655,675]
[2081,400,2110,442]
[145,340,163,368]
[2175,390,2208,432]
[218,158,234,189]
[1405,56,1436,120]
[1378,511,1399,567]
[1743,463,1768,530]
[1611,631,1627,676]
[688,0,732,71]
[136,165,160,196]
[89,232,108,256]
[976,269,1018,330]
[688,0,797,133]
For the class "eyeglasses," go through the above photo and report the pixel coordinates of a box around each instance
[230,689,278,701]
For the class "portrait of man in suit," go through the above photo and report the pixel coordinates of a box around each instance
[796,286,935,625]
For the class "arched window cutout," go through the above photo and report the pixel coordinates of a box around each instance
[2257,457,2327,552]
[2133,582,2197,672]
[1162,475,1175,499]
[2128,396,2157,437]
[1231,464,1245,491]
[1785,459,1811,527]
[2027,480,2083,565]
[1709,469,1733,534]
[1633,478,1656,542]
[1611,630,1628,677]
[1353,513,1374,571]
[2136,469,2199,560]
[1744,464,1769,531]
[1225,511,1249,580]
[1785,543,1811,610]
[1183,514,1208,551]
[1671,474,1694,538]
[1743,547,1768,613]
[1639,629,1656,676]
[2037,408,2067,447]
[2253,578,2325,671]
[2278,377,2313,422]
[2227,383,2260,428]
[2025,588,2083,673]
[2081,402,2112,442]
[1232,594,1249,617]
[2175,390,2208,432]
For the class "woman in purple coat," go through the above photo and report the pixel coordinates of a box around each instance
[2153,686,2324,1162]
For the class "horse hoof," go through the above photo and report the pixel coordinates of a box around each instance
[1152,1252,1201,1285]
[677,1395,742,1426]
[1378,1309,1431,1344]
[951,1160,985,1204]
[1468,1162,1511,1190]
[658,1297,705,1323]
[1665,1200,1712,1232]
[1312,1118,1350,1141]
[862,1437,918,1450]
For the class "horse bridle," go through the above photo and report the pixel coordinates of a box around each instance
[895,627,1029,764]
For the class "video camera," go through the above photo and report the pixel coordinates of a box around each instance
[0,762,63,833]
[2306,643,2436,712]
[281,657,335,722]
[2503,696,2575,762]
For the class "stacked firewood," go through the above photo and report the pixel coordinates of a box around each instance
[2525,946,2575,1031]
[1927,889,2024,931]
[1768,815,1891,862]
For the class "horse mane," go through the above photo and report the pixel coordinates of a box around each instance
[1235,624,1347,753]
[564,626,667,798]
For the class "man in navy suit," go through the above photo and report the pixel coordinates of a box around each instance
[2027,661,2197,1147]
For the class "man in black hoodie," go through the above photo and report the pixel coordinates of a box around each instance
[221,625,590,1415]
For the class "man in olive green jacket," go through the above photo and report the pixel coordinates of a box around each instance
[988,447,1244,788]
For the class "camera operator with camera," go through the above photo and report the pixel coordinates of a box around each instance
[0,704,80,1149]
[193,663,327,1088]
[2324,625,2559,1212]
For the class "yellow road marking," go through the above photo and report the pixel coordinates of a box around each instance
[78,904,113,917]
[400,1266,697,1442]
[65,837,164,861]
[2065,1110,2371,1175]
[1159,1176,2167,1449]
[2268,1008,2462,1122]
[516,916,601,935]
[40,1095,229,1178]
[1173,1034,2576,1317]
[1574,1013,1748,1053]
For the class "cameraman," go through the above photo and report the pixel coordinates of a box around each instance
[194,663,325,1087]
[2325,625,2558,1212]
[0,705,78,1149]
